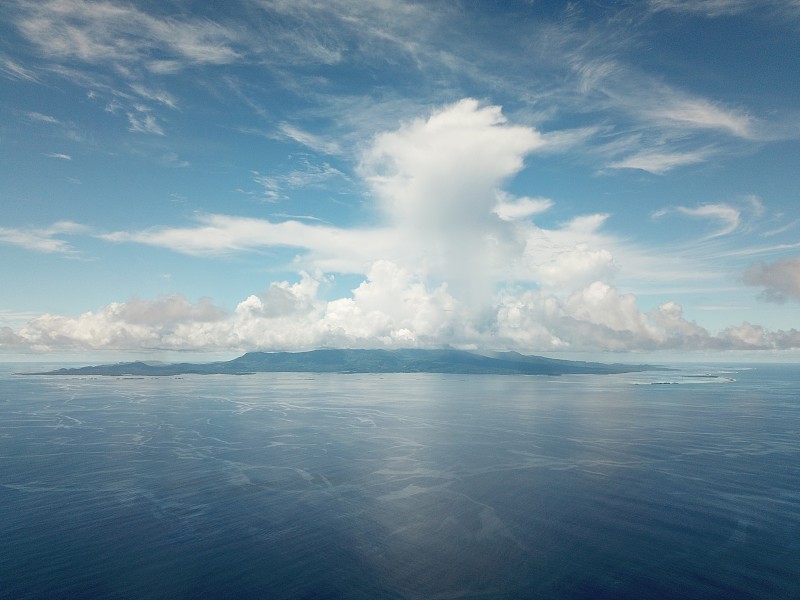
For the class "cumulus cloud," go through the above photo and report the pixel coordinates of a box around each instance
[104,100,564,290]
[5,270,798,354]
[744,257,800,302]
[359,98,546,305]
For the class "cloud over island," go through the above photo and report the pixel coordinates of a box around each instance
[3,100,798,356]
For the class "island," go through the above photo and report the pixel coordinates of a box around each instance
[24,349,663,376]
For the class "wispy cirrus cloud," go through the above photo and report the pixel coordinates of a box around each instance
[126,107,164,135]
[129,84,178,110]
[44,152,72,160]
[649,97,757,139]
[13,0,243,69]
[278,123,342,155]
[653,203,742,238]
[252,159,348,201]
[0,55,38,81]
[0,221,89,256]
[649,0,754,16]
[608,148,712,174]
[25,111,59,124]
[648,0,800,19]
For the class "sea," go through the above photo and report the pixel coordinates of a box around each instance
[0,362,798,599]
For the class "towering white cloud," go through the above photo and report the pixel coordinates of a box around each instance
[359,98,545,305]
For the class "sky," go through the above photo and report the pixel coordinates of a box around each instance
[1,0,800,361]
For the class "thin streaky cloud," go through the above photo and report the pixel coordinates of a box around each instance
[0,55,38,81]
[648,0,800,19]
[129,84,178,110]
[0,222,89,256]
[25,111,59,124]
[652,97,757,139]
[14,0,243,67]
[763,219,800,237]
[127,111,164,136]
[608,149,711,174]
[278,123,342,155]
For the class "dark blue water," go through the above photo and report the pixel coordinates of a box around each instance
[1,364,798,599]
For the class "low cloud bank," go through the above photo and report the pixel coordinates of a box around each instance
[4,263,798,355]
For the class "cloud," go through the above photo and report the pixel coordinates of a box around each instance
[648,97,757,139]
[7,272,798,354]
[99,99,711,299]
[5,98,793,355]
[278,123,342,155]
[717,322,800,350]
[110,295,225,326]
[7,294,227,352]
[743,257,800,302]
[127,107,164,135]
[129,84,178,110]
[493,194,553,221]
[1,55,38,81]
[44,152,72,160]
[25,111,59,124]
[321,261,459,346]
[0,221,88,256]
[677,204,741,237]
[105,100,555,284]
[648,0,753,15]
[359,98,546,304]
[101,213,397,273]
[253,159,347,201]
[14,0,243,68]
[608,149,711,174]
[653,203,741,238]
[648,0,800,20]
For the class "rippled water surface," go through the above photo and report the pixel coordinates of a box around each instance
[1,364,798,599]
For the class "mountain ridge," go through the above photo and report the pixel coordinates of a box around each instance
[23,348,663,376]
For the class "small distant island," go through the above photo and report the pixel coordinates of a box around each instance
[24,349,663,376]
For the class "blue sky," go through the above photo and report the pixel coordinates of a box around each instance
[2,0,800,360]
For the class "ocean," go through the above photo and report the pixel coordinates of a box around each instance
[0,363,798,599]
